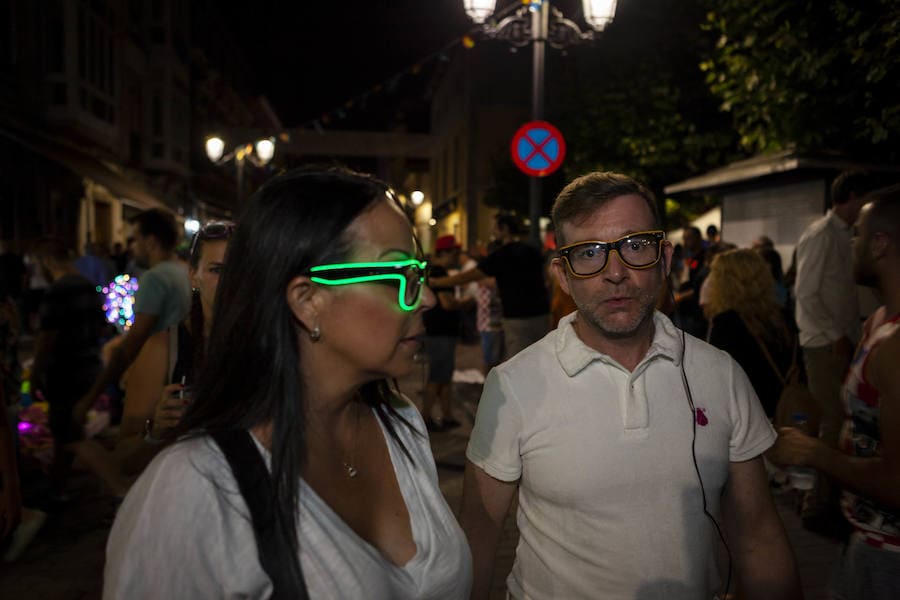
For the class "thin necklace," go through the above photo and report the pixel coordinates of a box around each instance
[342,404,361,478]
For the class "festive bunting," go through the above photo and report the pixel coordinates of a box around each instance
[296,1,525,130]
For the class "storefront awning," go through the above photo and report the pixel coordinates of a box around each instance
[0,120,168,211]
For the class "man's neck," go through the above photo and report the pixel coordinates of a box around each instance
[879,272,900,318]
[832,203,855,227]
[572,315,655,372]
[147,251,173,269]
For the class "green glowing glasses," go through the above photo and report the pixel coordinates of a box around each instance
[308,258,429,311]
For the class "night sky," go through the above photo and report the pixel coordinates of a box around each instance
[220,0,475,129]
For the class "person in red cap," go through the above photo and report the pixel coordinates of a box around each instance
[429,212,550,360]
[422,235,474,431]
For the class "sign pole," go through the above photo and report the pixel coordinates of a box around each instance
[528,1,548,247]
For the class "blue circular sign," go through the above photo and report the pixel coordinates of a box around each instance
[511,121,566,177]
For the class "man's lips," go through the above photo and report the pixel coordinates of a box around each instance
[401,332,425,343]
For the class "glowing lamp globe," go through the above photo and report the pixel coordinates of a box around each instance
[582,0,617,31]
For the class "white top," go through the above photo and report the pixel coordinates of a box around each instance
[795,209,861,347]
[105,404,472,599]
[467,311,775,599]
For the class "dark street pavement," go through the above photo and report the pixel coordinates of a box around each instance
[0,340,842,599]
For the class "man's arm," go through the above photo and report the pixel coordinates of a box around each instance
[721,457,803,600]
[459,460,517,600]
[430,267,488,289]
[769,329,900,508]
[435,289,474,312]
[73,311,158,424]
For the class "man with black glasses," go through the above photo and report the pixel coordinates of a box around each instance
[460,172,800,599]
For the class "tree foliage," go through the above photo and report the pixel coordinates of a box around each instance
[548,0,740,226]
[701,0,900,160]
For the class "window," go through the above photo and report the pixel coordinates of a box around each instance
[76,0,116,124]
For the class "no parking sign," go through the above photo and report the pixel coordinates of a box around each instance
[510,121,566,177]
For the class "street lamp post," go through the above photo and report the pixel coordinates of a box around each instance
[204,135,276,204]
[463,0,618,245]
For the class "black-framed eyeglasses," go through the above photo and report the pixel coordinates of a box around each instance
[557,230,666,278]
[308,258,429,311]
[189,221,236,262]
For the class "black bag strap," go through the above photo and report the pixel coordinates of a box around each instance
[211,430,305,600]
[738,315,797,388]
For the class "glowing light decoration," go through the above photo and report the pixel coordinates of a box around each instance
[98,274,140,332]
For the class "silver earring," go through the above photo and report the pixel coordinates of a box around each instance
[309,325,321,342]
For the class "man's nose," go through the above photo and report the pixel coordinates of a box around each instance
[603,249,629,283]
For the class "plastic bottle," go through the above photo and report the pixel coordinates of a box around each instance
[787,412,817,490]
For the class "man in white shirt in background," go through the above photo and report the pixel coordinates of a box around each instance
[794,170,883,530]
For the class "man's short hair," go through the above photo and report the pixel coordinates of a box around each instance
[831,170,883,206]
[130,209,178,252]
[863,183,900,243]
[706,224,719,238]
[551,172,659,246]
[31,237,73,264]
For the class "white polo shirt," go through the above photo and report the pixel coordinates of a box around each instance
[467,311,775,599]
[795,209,861,347]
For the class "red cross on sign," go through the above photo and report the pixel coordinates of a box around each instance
[510,121,566,177]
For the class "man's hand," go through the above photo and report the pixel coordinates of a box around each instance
[767,427,823,468]
[150,383,189,438]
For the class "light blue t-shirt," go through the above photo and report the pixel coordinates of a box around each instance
[133,260,191,334]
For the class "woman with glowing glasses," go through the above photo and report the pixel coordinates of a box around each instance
[105,167,473,599]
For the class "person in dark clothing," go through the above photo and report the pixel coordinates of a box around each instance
[29,238,130,497]
[674,225,709,338]
[429,211,550,359]
[704,248,794,417]
[422,235,473,431]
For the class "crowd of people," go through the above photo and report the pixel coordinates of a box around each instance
[0,165,897,599]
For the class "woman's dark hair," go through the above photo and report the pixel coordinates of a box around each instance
[175,166,417,594]
[187,221,236,378]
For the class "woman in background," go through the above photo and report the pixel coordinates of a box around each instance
[704,248,795,417]
[114,221,234,477]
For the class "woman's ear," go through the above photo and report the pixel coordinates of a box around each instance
[285,275,324,335]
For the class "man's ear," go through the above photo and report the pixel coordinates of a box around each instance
[551,259,573,296]
[285,275,325,335]
[662,241,675,276]
[870,232,890,260]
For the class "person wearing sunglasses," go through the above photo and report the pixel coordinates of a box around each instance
[105,167,473,599]
[460,171,800,600]
[113,221,235,477]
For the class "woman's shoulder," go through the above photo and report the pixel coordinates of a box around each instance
[712,309,743,327]
[137,435,233,497]
[385,394,427,436]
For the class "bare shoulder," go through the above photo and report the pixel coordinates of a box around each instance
[869,325,900,397]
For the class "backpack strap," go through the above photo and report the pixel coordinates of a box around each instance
[210,430,306,599]
[739,315,791,387]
